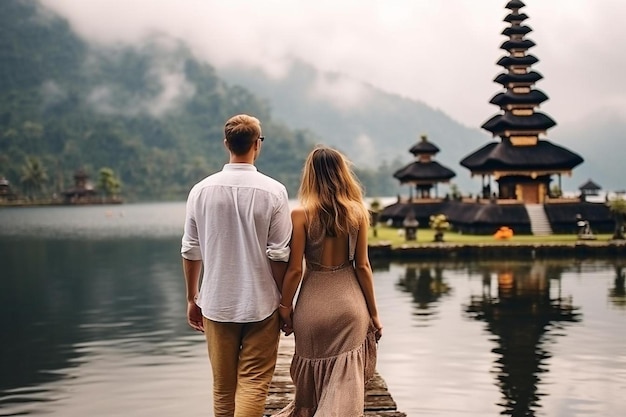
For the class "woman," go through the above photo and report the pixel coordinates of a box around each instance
[274,146,383,417]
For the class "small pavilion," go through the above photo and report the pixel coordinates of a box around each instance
[0,177,17,202]
[393,134,456,200]
[579,179,602,199]
[381,135,455,227]
[61,168,97,204]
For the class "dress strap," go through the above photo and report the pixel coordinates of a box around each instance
[348,227,357,261]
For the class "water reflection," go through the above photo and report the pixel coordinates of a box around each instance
[0,236,194,413]
[2,203,624,417]
[396,264,452,323]
[609,265,626,309]
[464,261,582,417]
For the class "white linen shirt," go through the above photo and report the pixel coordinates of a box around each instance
[181,163,292,323]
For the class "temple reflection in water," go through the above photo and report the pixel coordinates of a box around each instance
[609,264,626,309]
[464,261,581,416]
[396,263,452,323]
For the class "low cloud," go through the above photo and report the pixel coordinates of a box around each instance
[40,80,68,108]
[86,66,195,117]
[309,73,372,110]
[38,0,626,127]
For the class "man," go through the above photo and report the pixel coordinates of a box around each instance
[181,114,292,417]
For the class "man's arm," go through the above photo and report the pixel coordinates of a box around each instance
[182,257,204,332]
[267,188,293,291]
[270,260,288,292]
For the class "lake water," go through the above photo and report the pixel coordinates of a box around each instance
[0,202,624,417]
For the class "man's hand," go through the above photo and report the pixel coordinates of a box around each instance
[187,301,204,332]
[279,305,293,336]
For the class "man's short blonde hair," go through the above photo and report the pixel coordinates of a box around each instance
[224,114,261,155]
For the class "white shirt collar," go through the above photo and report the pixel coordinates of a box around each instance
[222,163,257,172]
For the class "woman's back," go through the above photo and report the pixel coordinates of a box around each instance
[304,212,357,270]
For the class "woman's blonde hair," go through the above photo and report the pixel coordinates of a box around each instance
[298,146,370,236]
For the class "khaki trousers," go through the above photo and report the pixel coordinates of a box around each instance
[203,310,280,417]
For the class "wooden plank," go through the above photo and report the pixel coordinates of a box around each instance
[264,334,406,417]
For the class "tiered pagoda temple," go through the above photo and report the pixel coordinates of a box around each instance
[460,0,582,204]
[380,0,613,235]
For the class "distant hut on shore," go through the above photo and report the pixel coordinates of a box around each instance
[61,168,97,204]
[579,179,602,200]
[0,177,17,202]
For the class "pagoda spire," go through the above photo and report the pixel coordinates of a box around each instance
[483,0,555,144]
[460,1,583,204]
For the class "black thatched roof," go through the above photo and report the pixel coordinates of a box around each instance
[504,13,528,23]
[394,161,456,183]
[379,201,447,228]
[482,112,556,135]
[495,71,543,86]
[409,140,439,155]
[579,179,602,191]
[500,39,536,51]
[502,25,532,36]
[544,202,610,224]
[444,201,529,225]
[460,139,584,172]
[497,55,539,68]
[379,200,613,235]
[490,90,549,107]
[506,0,526,9]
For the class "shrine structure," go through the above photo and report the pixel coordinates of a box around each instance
[380,0,613,235]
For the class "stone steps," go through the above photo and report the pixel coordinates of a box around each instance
[525,204,553,235]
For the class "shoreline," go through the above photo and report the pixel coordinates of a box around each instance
[368,240,626,260]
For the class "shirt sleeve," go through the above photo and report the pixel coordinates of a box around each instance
[181,191,202,261]
[266,188,292,262]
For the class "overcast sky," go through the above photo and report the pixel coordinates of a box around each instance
[39,0,626,129]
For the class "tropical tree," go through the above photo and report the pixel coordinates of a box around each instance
[97,167,122,199]
[607,197,626,240]
[20,156,48,200]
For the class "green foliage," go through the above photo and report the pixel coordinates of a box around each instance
[0,1,317,201]
[19,155,48,199]
[97,167,122,197]
[607,197,626,215]
[607,197,626,240]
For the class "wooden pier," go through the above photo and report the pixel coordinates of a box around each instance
[264,334,406,417]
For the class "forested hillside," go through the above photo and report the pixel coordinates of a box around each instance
[0,1,319,200]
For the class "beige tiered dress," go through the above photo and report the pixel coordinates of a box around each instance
[273,217,377,417]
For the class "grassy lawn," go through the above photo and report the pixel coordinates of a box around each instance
[368,226,615,247]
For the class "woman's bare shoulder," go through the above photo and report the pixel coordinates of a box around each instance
[291,206,307,223]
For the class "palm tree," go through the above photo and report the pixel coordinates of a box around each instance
[607,197,626,240]
[97,167,122,200]
[20,156,48,200]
